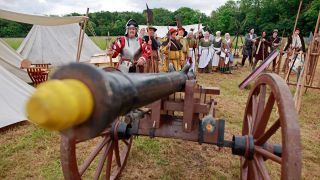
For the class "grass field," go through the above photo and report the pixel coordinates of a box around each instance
[0,37,319,179]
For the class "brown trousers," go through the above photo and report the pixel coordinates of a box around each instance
[145,50,160,73]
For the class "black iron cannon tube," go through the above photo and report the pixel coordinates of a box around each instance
[52,63,194,141]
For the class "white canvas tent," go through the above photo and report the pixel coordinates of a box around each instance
[0,38,31,82]
[139,24,205,38]
[17,24,103,65]
[0,9,102,66]
[0,64,34,128]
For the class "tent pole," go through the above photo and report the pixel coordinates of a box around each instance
[76,8,89,63]
[76,24,83,62]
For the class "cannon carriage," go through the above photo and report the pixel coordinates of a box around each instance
[26,63,301,180]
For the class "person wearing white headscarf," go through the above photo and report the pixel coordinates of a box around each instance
[220,33,233,73]
[198,31,213,73]
[211,31,222,72]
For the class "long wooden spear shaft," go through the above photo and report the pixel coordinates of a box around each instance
[146,4,155,72]
[196,15,201,64]
[285,0,303,81]
[293,0,303,33]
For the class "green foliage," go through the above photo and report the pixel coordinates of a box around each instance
[0,0,318,37]
[0,20,32,37]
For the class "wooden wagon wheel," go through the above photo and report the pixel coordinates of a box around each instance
[240,73,301,179]
[60,118,132,180]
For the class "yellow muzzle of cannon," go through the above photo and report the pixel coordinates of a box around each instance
[26,79,94,131]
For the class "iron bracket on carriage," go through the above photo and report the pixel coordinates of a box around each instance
[26,63,302,180]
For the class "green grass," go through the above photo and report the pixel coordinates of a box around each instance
[2,38,24,50]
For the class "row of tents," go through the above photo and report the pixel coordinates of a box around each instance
[0,8,203,128]
[0,9,103,128]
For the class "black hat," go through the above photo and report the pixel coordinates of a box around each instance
[126,19,138,28]
[125,19,138,37]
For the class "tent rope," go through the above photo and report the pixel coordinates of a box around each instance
[87,21,97,37]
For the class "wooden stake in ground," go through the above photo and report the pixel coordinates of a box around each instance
[76,8,89,63]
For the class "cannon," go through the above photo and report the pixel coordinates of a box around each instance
[26,63,301,180]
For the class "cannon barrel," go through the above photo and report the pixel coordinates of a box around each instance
[26,63,194,141]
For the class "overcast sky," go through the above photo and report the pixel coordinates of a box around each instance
[0,0,227,16]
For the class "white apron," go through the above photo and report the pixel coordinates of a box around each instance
[198,46,212,68]
[211,47,221,67]
[289,53,304,73]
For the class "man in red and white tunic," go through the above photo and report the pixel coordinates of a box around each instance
[107,19,151,73]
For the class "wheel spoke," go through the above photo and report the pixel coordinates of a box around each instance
[93,142,113,180]
[253,92,275,138]
[255,146,282,164]
[113,140,122,167]
[122,139,129,146]
[106,143,114,179]
[254,155,271,180]
[251,94,258,126]
[255,119,280,145]
[248,160,260,180]
[247,114,253,135]
[253,85,266,131]
[241,158,248,180]
[99,129,111,137]
[79,137,111,176]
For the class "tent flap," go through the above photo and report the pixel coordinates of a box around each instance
[0,38,31,82]
[0,64,34,128]
[17,24,103,66]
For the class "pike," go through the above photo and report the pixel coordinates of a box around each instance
[196,15,201,70]
[145,4,155,72]
[175,15,182,28]
[284,0,303,82]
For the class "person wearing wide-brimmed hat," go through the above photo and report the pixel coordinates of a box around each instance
[107,19,151,73]
[160,28,184,72]
[176,27,190,67]
[268,29,281,71]
[143,26,161,72]
[242,28,257,66]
